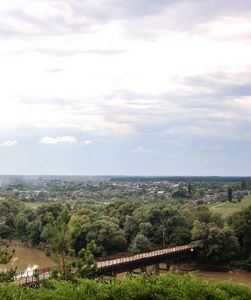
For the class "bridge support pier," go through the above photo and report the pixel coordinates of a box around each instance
[154,264,160,276]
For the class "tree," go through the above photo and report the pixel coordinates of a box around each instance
[188,183,192,196]
[0,225,11,239]
[129,234,151,252]
[192,205,223,228]
[169,226,191,245]
[172,189,187,199]
[44,208,82,280]
[27,221,42,246]
[0,240,17,283]
[15,213,29,242]
[207,227,240,264]
[228,205,251,258]
[228,187,233,202]
[192,221,240,264]
[67,240,97,280]
[147,205,187,246]
[86,216,127,256]
[241,179,247,190]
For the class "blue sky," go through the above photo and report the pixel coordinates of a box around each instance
[0,0,250,176]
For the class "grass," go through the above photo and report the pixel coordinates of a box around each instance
[24,202,45,209]
[211,195,251,216]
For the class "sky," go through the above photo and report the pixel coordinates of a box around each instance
[0,0,250,176]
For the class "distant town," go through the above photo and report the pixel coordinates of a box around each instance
[0,175,250,207]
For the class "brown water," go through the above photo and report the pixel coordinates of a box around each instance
[195,270,251,289]
[0,246,57,275]
[117,265,251,289]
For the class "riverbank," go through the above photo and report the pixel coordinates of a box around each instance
[1,239,47,250]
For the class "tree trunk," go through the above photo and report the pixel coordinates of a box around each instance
[62,250,66,280]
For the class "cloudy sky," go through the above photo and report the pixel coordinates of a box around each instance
[0,0,250,176]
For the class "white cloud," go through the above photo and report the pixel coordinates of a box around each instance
[129,146,153,154]
[39,136,77,144]
[1,140,19,147]
[81,140,92,145]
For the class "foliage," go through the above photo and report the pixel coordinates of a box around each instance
[0,240,17,283]
[228,187,233,202]
[86,216,127,256]
[192,220,241,264]
[147,204,187,246]
[0,271,251,299]
[15,213,29,242]
[242,256,251,271]
[228,205,251,258]
[44,208,82,280]
[129,233,151,251]
[67,240,97,280]
[44,208,97,281]
[169,226,191,245]
[172,189,188,198]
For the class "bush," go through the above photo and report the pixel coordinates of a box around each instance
[0,271,251,299]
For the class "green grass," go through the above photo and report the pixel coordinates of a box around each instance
[24,202,45,209]
[211,195,251,216]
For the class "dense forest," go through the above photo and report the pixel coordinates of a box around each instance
[0,197,250,270]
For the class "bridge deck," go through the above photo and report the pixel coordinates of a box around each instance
[97,244,196,276]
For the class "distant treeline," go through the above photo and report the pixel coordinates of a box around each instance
[110,176,250,183]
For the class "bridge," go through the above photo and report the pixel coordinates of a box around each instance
[96,244,196,276]
[14,243,197,285]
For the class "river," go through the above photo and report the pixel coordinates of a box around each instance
[0,245,57,276]
[117,265,251,289]
[1,246,251,289]
[193,270,251,289]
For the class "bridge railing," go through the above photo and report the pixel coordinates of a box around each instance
[14,265,61,280]
[95,243,178,263]
[97,244,195,269]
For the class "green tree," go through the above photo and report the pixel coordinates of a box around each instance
[44,208,81,280]
[228,187,233,202]
[27,221,42,246]
[147,205,187,246]
[129,233,151,251]
[15,213,29,242]
[0,225,11,239]
[188,183,192,195]
[241,179,247,190]
[228,205,251,258]
[192,205,224,228]
[86,216,127,256]
[172,189,187,199]
[67,240,97,280]
[169,226,191,245]
[192,221,240,264]
[0,240,17,283]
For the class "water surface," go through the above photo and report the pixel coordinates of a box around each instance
[0,246,57,275]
